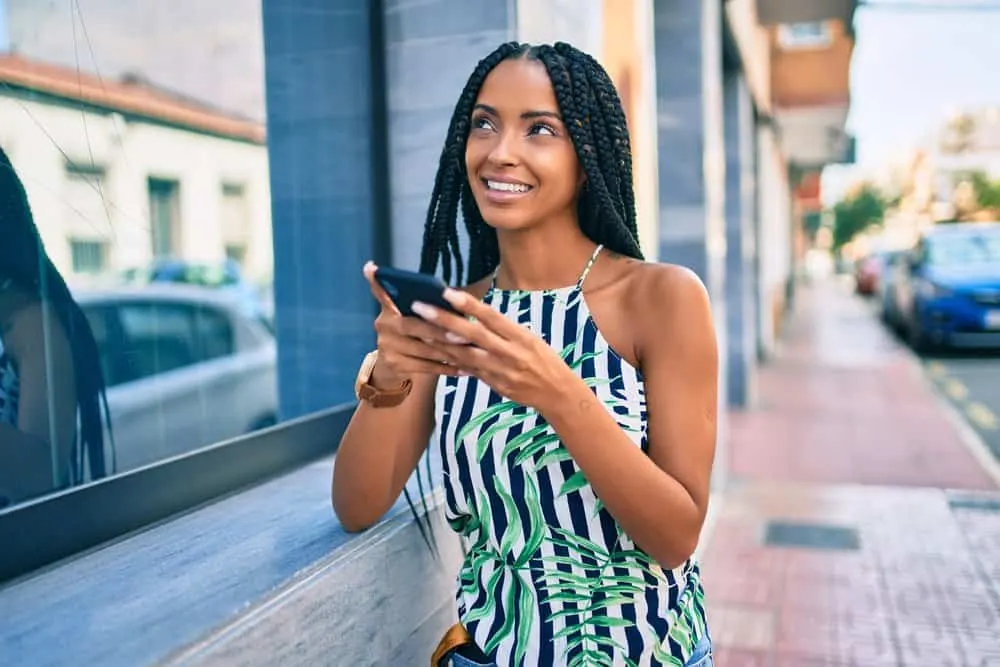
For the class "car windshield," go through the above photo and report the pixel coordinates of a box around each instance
[927,229,1000,268]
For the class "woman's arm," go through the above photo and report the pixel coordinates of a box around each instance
[541,265,718,569]
[0,302,79,503]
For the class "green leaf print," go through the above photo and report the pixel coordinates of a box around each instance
[454,399,521,459]
[516,475,546,568]
[532,525,675,666]
[476,413,535,461]
[511,433,562,466]
[557,470,589,498]
[534,446,573,470]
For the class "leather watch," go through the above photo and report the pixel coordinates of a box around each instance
[355,350,413,408]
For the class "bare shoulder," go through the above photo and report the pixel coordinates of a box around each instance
[626,262,715,358]
[633,262,710,309]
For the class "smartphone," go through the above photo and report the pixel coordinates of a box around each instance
[373,266,461,317]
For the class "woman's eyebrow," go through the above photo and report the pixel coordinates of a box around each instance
[473,103,562,121]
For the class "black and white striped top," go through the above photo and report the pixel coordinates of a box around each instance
[433,245,709,667]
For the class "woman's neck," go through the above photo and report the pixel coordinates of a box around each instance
[493,222,598,291]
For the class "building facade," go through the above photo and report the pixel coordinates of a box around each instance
[0,54,273,286]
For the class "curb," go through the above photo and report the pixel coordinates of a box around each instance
[898,342,1000,489]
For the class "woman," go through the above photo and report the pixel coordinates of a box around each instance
[333,42,717,667]
[0,145,111,506]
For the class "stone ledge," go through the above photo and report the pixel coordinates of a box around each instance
[0,458,459,667]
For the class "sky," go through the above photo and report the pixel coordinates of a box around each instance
[823,1,1000,202]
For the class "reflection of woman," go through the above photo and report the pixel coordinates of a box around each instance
[335,43,717,666]
[0,145,110,506]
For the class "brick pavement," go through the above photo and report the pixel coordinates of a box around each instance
[701,278,1000,666]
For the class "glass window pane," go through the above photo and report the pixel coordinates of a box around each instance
[0,3,281,508]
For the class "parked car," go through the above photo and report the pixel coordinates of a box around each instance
[120,257,270,326]
[855,250,898,296]
[889,222,1000,351]
[879,251,907,330]
[76,284,278,475]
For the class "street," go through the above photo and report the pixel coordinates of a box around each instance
[854,281,1000,470]
[923,353,1000,463]
[702,276,1000,666]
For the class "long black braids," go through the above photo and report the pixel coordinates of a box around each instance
[409,42,644,554]
[0,145,114,489]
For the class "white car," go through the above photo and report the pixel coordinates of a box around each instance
[76,284,278,475]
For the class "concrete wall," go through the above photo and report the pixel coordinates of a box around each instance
[653,0,730,487]
[517,0,603,56]
[756,122,792,354]
[0,95,273,284]
[385,0,517,272]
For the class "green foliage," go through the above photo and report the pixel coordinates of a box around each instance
[832,183,888,249]
[969,171,1000,211]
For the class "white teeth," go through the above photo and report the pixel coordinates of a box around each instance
[486,180,530,193]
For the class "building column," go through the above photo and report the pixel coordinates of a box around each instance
[263,1,385,418]
[385,0,516,271]
[723,69,758,407]
[653,0,728,489]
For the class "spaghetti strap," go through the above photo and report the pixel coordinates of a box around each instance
[574,244,603,291]
[490,244,604,291]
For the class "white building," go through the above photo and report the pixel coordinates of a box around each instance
[0,53,273,286]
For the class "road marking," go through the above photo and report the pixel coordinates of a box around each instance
[944,378,969,401]
[966,402,999,431]
[906,356,1000,488]
[927,361,948,379]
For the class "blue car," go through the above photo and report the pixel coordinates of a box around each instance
[892,222,1000,352]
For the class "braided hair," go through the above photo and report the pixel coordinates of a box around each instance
[408,42,644,555]
[0,145,113,488]
[419,41,644,286]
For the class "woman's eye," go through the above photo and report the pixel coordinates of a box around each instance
[472,117,494,131]
[529,123,556,137]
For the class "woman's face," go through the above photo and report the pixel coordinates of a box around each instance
[465,58,583,232]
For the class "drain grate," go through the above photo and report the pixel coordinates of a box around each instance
[763,520,861,551]
[948,496,1000,513]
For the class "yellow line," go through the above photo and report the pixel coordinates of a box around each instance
[966,402,999,431]
[944,378,969,401]
[927,361,948,379]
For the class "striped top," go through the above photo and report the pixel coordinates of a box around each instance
[433,245,709,667]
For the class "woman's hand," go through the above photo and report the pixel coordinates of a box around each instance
[410,289,582,415]
[363,262,465,385]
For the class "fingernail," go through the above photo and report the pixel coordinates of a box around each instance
[443,288,465,306]
[446,332,468,344]
[411,301,436,320]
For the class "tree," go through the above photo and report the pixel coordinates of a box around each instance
[832,183,888,249]
[970,171,1000,211]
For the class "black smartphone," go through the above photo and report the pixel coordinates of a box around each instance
[373,266,461,317]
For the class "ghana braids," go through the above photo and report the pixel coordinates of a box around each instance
[419,41,644,286]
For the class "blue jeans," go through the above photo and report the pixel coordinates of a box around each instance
[447,635,713,666]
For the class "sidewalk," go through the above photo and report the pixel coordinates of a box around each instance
[701,277,1000,666]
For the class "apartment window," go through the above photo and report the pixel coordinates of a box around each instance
[69,239,108,274]
[777,22,833,49]
[148,178,181,258]
[64,163,112,246]
[221,182,249,268]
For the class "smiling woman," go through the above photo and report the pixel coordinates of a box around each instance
[333,42,718,667]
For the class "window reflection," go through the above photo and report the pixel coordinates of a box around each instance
[0,5,277,507]
[0,146,109,506]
